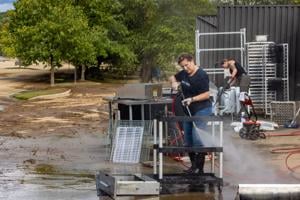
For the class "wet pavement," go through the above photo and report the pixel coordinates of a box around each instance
[0,119,299,200]
[1,62,299,199]
[0,132,109,200]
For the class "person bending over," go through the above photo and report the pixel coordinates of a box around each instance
[221,58,250,92]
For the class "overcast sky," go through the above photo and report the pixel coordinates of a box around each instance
[0,0,15,13]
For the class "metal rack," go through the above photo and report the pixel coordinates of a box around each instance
[195,28,246,76]
[195,29,246,116]
[104,96,173,162]
[246,42,289,115]
[152,116,223,191]
[282,43,289,101]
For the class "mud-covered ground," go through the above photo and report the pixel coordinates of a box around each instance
[0,59,300,200]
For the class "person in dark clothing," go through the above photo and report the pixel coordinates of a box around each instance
[169,53,212,174]
[221,58,251,92]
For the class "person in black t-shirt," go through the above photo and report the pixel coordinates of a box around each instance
[169,53,212,174]
[221,58,250,92]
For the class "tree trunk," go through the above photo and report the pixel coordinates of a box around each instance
[140,55,153,82]
[74,66,77,84]
[50,55,55,86]
[50,66,55,87]
[81,65,86,81]
[140,65,152,82]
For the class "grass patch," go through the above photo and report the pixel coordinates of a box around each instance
[34,164,57,174]
[13,87,68,100]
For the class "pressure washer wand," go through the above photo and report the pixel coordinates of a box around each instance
[214,78,235,107]
[177,85,215,146]
[177,85,197,129]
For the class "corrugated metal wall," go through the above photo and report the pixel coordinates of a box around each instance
[196,16,218,68]
[197,5,300,100]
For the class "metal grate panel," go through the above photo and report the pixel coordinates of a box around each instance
[112,126,144,163]
[271,101,295,125]
[109,120,153,163]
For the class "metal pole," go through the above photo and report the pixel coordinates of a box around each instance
[153,119,157,175]
[164,104,168,145]
[211,121,215,173]
[240,28,244,69]
[286,44,289,101]
[159,121,163,180]
[199,31,244,35]
[243,28,246,69]
[117,110,121,120]
[195,30,200,66]
[129,105,133,120]
[199,47,243,51]
[219,121,223,179]
[141,105,144,121]
[263,45,267,116]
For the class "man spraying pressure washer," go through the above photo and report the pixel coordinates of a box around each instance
[169,53,212,174]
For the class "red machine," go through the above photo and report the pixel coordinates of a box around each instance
[239,93,266,140]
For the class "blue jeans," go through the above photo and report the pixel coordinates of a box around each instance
[183,106,212,147]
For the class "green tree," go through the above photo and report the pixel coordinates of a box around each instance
[119,0,159,82]
[0,11,15,57]
[136,0,216,82]
[9,0,90,86]
[67,30,96,82]
[75,0,137,75]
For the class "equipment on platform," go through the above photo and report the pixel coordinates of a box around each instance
[238,92,266,140]
[213,77,242,116]
[153,117,224,192]
[96,116,224,199]
[98,85,224,199]
[116,83,162,100]
[214,78,234,107]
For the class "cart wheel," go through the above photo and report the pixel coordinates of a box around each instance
[249,128,259,140]
[239,127,248,139]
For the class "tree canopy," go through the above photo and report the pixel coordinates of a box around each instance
[0,0,299,84]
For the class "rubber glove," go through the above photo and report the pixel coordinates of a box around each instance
[182,97,193,106]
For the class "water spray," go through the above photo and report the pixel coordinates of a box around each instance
[177,84,217,147]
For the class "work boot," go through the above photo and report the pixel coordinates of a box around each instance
[195,153,206,174]
[183,153,198,173]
